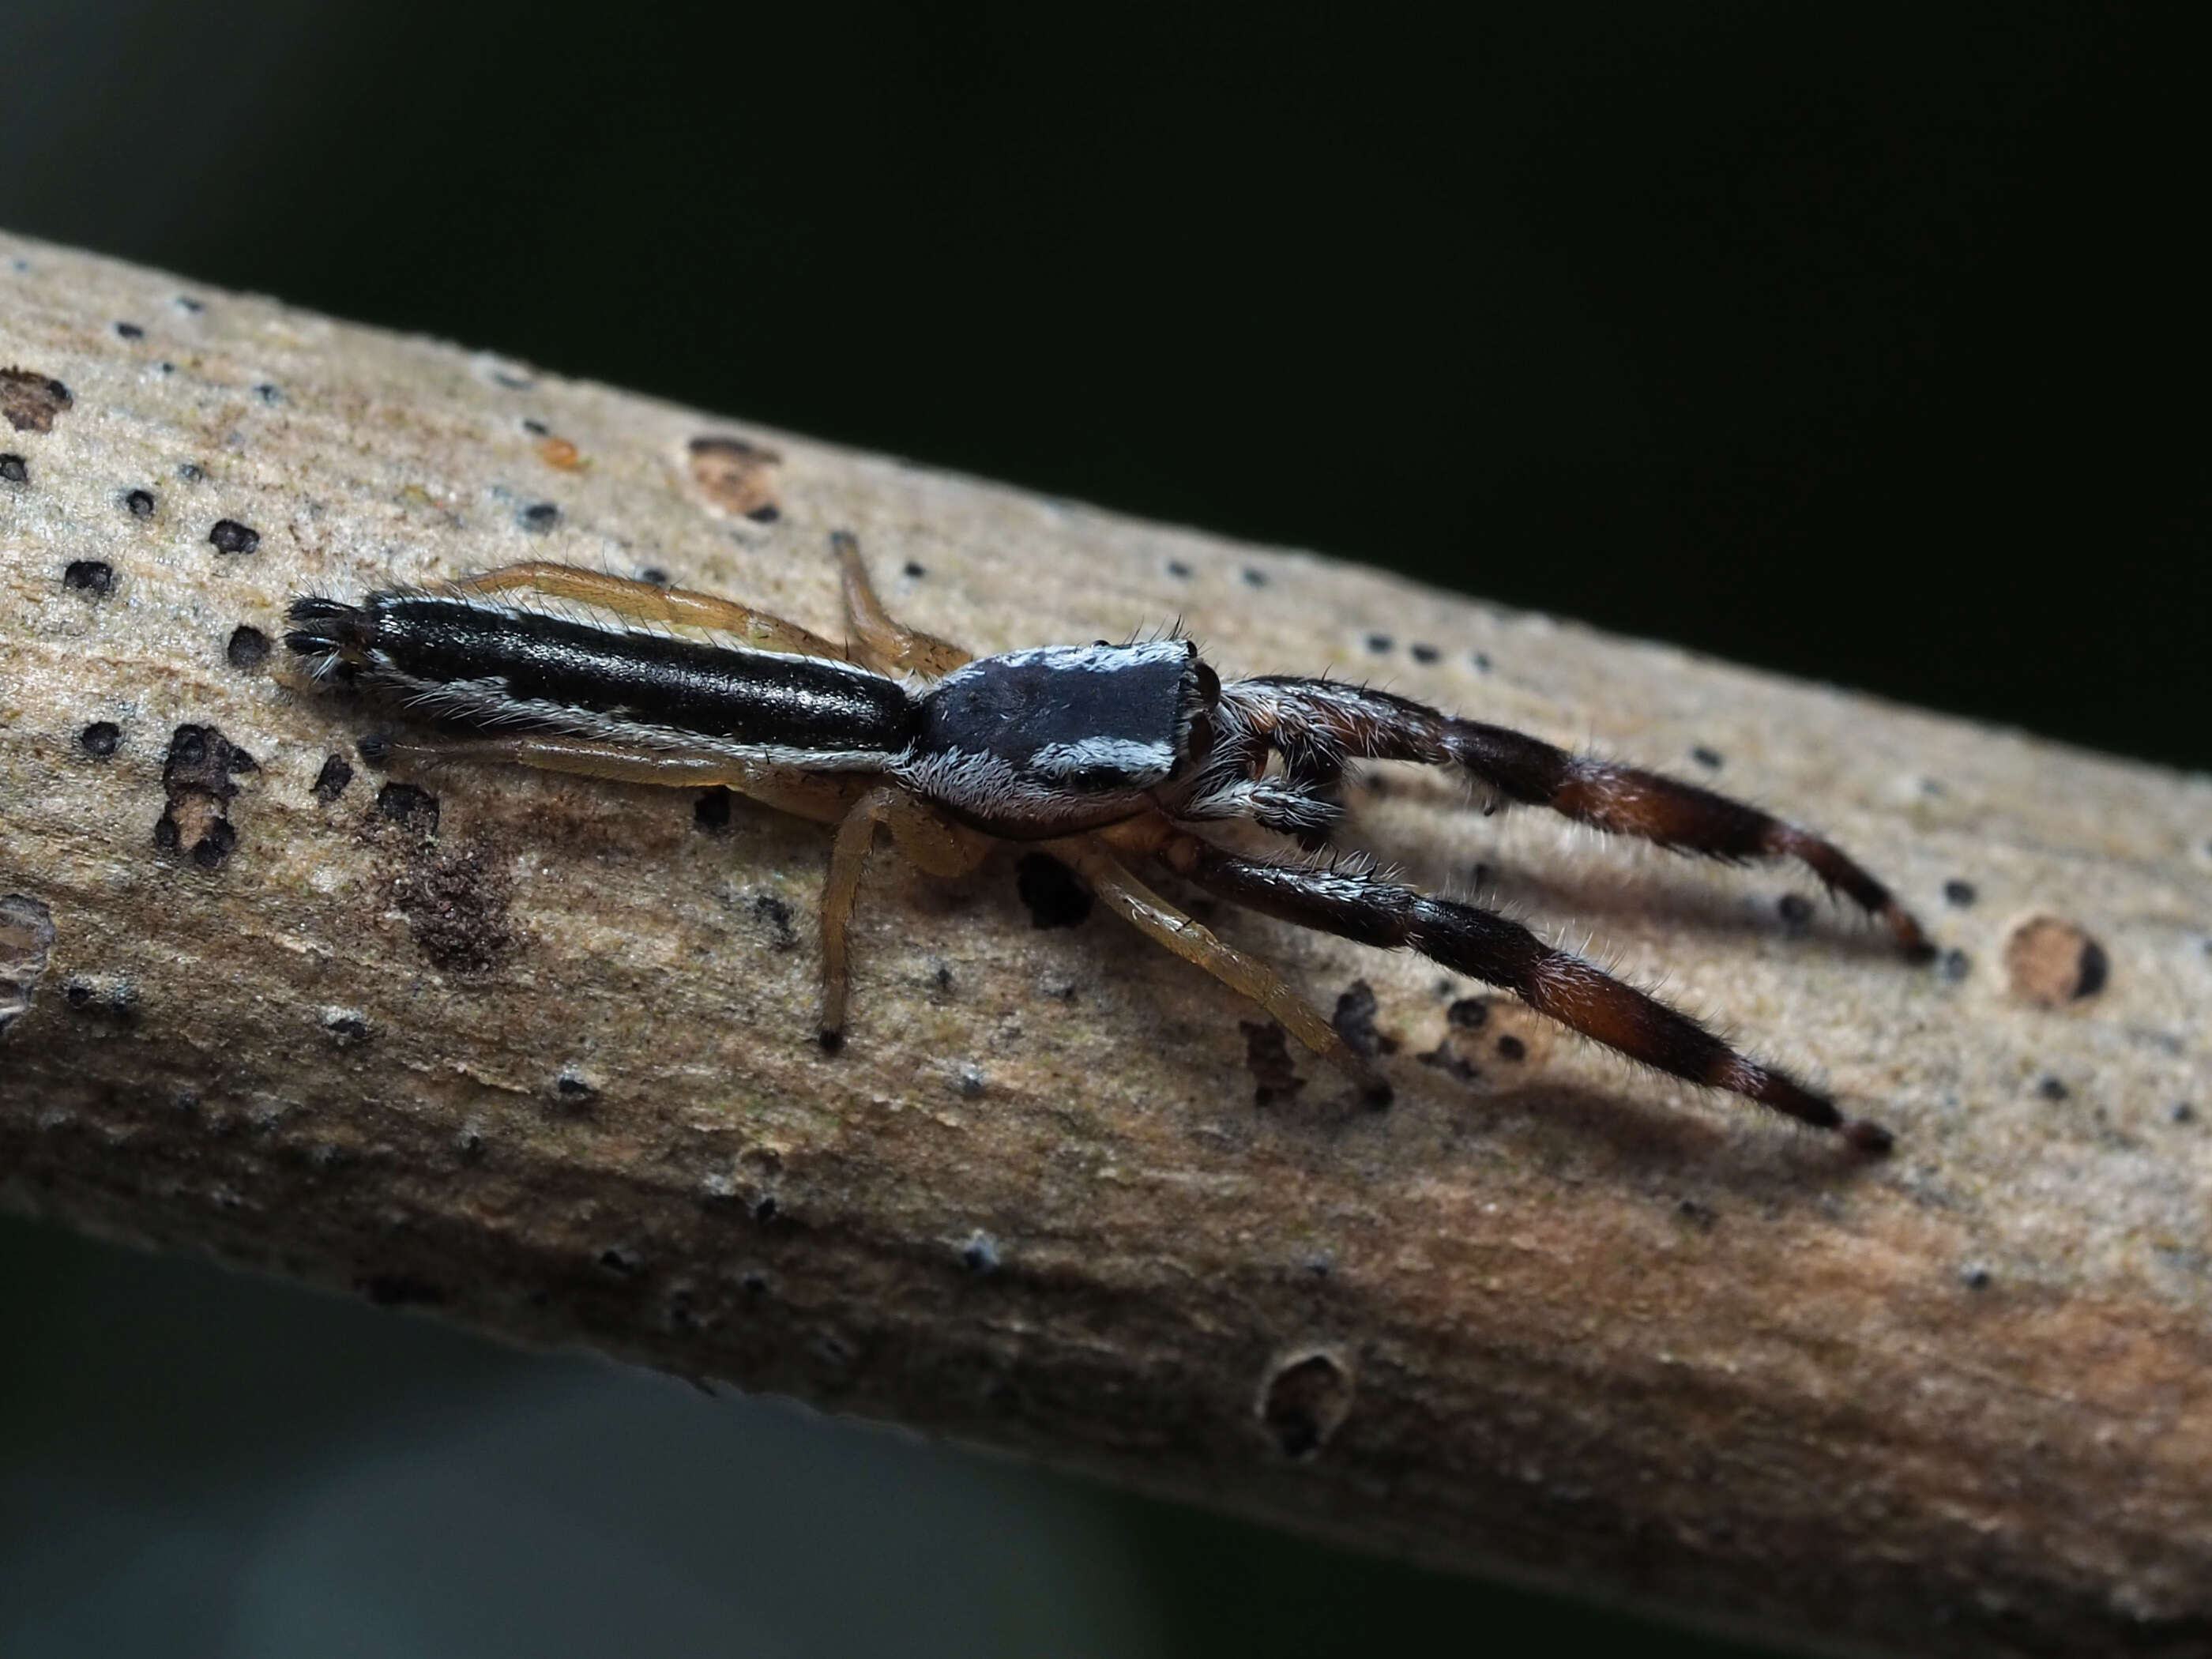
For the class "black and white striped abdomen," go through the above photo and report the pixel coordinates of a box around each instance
[286,592,919,763]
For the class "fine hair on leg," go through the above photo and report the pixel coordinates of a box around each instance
[1153,830,1893,1152]
[1206,676,1930,957]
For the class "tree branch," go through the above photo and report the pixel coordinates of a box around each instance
[4,231,2210,1658]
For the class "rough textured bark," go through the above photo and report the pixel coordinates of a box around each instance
[4,231,2210,1658]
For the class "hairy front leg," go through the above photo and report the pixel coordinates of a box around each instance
[1151,826,1894,1152]
[1214,676,1931,957]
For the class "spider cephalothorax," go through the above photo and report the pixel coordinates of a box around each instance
[288,532,1929,1153]
[904,639,1220,837]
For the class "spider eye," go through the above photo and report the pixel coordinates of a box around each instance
[1068,766,1126,792]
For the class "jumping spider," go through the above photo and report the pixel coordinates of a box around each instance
[288,535,1930,1152]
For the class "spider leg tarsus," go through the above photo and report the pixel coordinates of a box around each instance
[817,785,991,1051]
[1719,1050,1891,1156]
[1844,1118,1894,1156]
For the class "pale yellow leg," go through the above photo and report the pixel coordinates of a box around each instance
[445,562,848,660]
[830,532,974,678]
[818,785,991,1046]
[367,733,867,822]
[1048,836,1386,1103]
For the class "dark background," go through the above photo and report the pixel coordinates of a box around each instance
[3,4,2204,1655]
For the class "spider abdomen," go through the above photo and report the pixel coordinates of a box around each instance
[289,592,920,759]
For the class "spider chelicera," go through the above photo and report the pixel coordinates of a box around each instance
[287,534,1930,1152]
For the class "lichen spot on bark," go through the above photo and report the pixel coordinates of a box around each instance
[2004,916,2109,1007]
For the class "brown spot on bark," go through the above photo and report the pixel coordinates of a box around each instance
[389,841,514,975]
[534,434,585,471]
[1258,1349,1353,1458]
[0,893,58,1041]
[1,367,72,432]
[687,434,782,521]
[2004,916,2109,1007]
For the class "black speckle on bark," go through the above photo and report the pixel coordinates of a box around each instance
[208,518,260,555]
[1240,1021,1305,1109]
[310,754,354,802]
[156,724,256,871]
[225,625,270,671]
[1259,1351,1353,1459]
[375,782,439,835]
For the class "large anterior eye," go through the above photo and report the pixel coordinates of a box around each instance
[1068,766,1127,792]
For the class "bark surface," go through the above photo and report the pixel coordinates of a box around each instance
[4,231,2210,1658]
